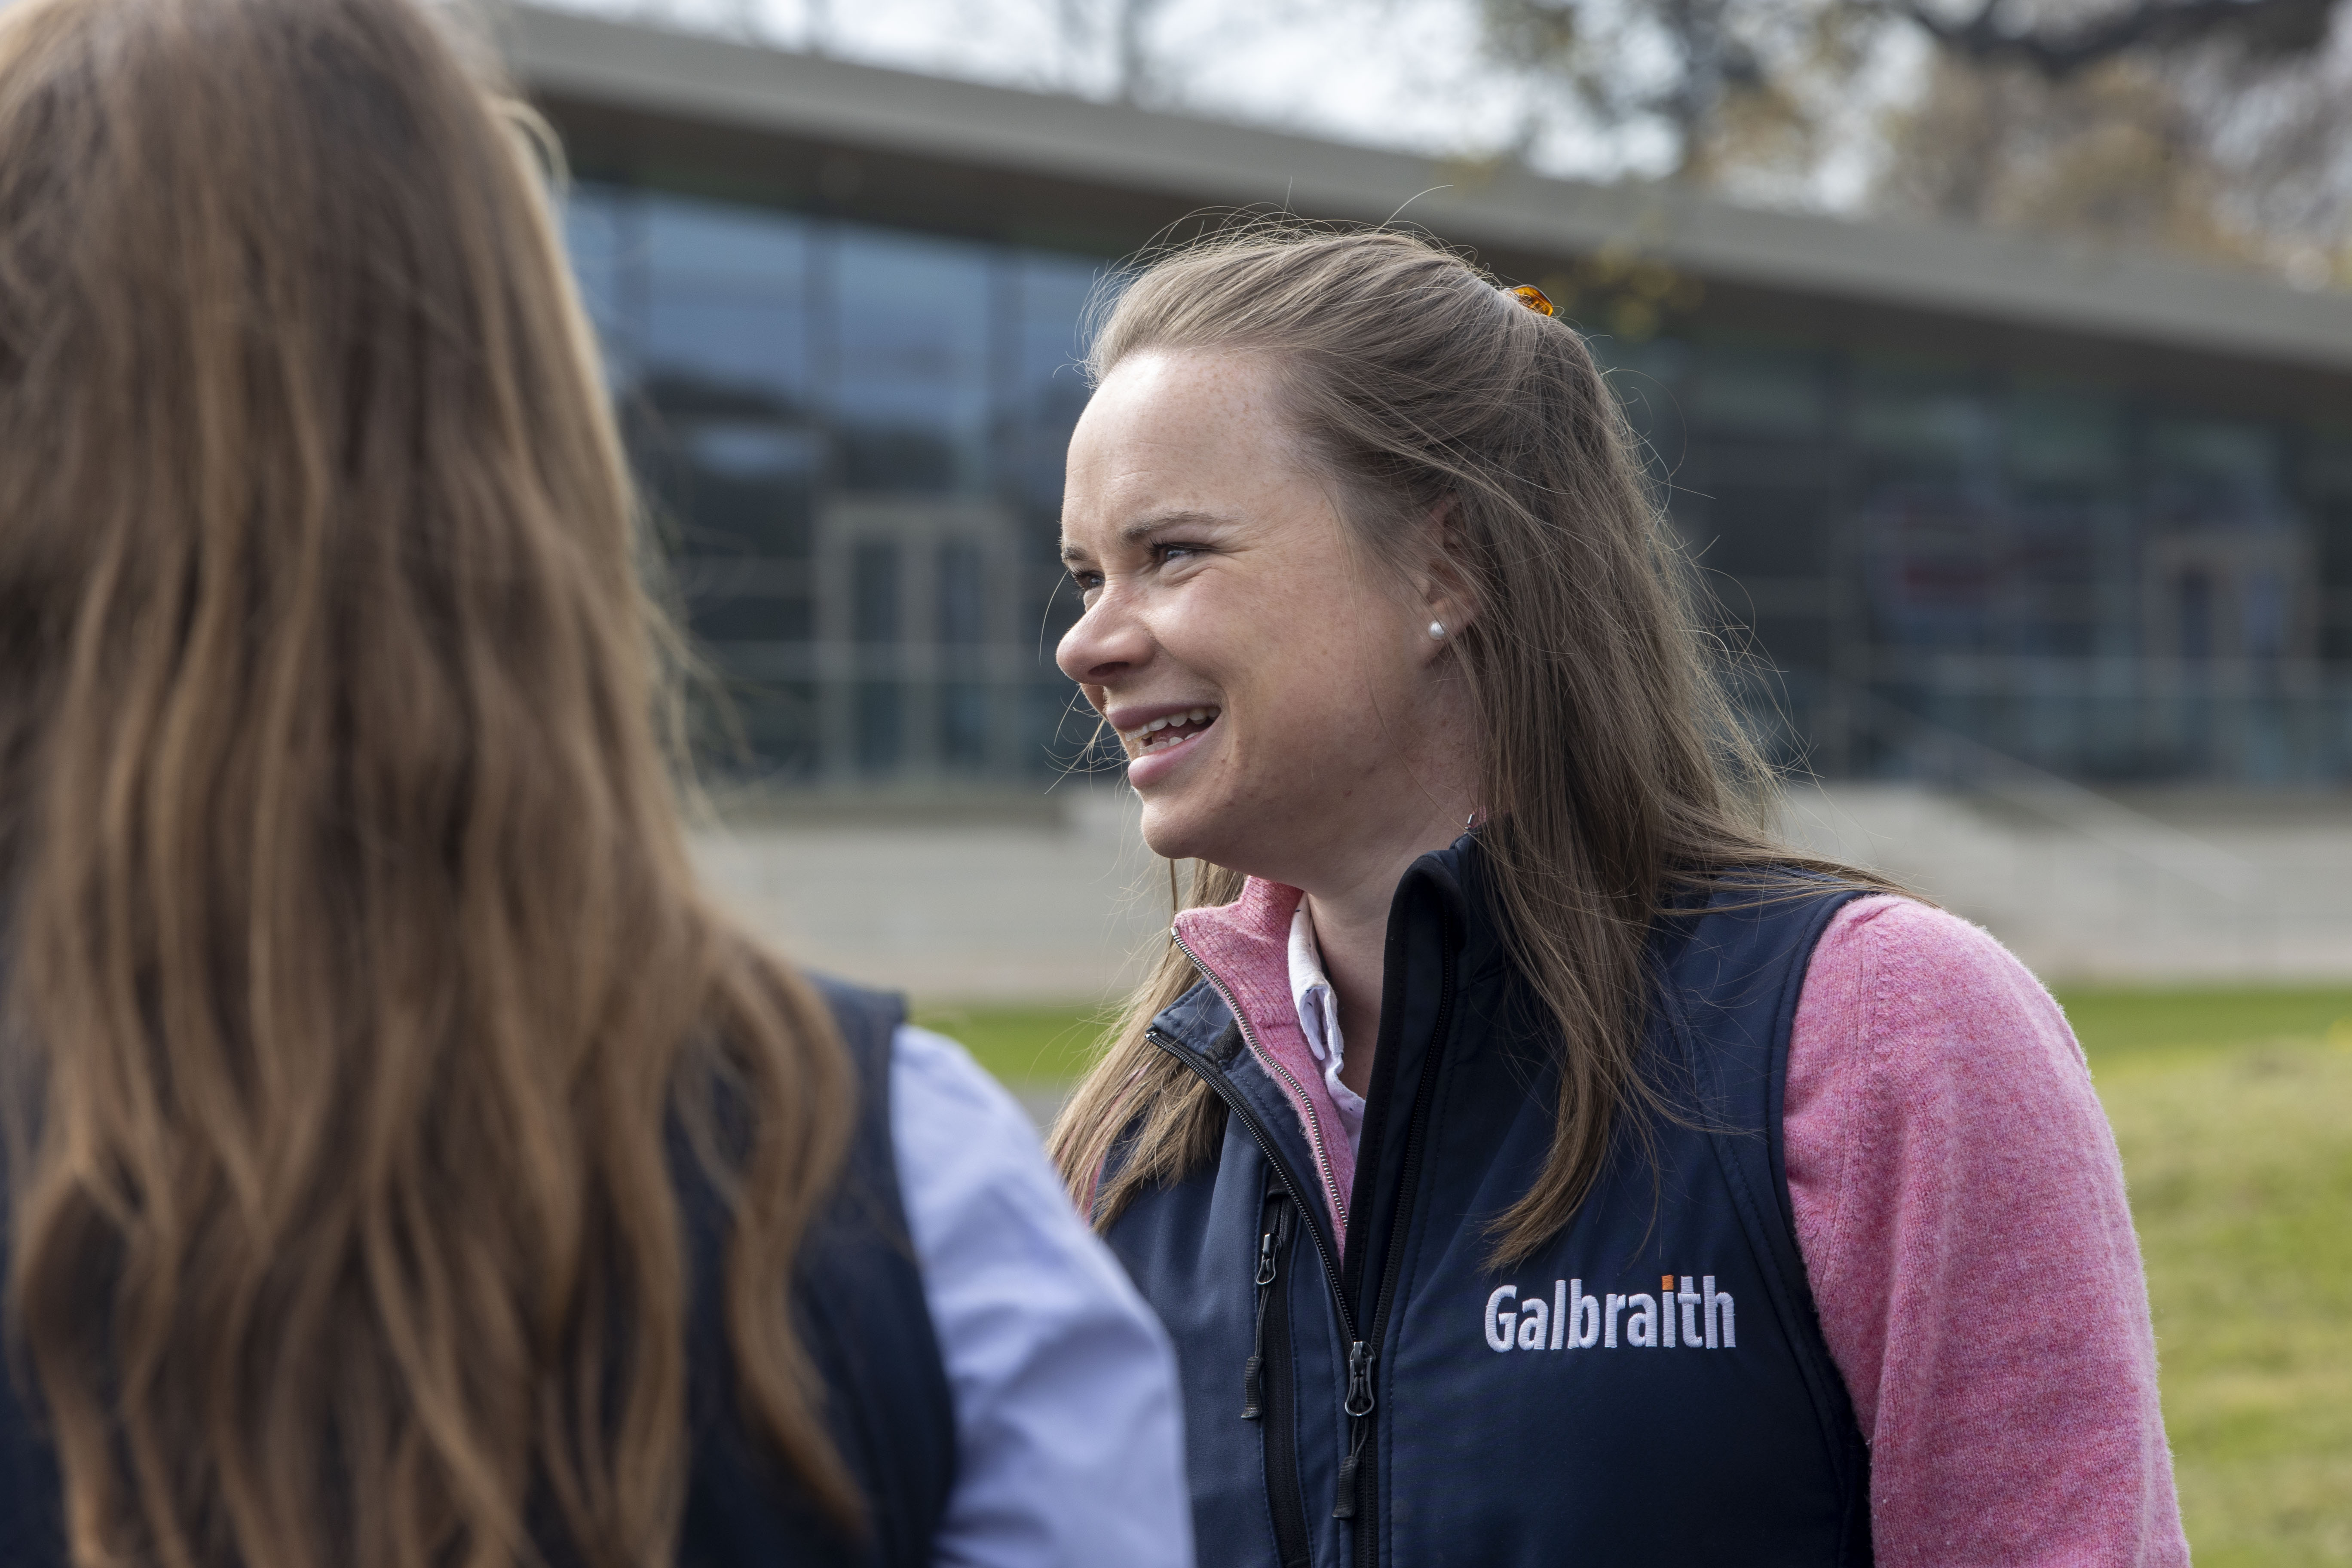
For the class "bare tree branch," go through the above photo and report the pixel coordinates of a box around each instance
[1863,0,2341,79]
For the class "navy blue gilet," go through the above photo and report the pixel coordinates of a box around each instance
[1100,842,1873,1568]
[0,975,954,1568]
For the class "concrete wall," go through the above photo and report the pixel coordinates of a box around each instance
[688,789,1170,1001]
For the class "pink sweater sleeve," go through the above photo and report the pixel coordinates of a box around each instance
[1785,896,2189,1567]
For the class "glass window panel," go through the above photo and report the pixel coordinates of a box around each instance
[694,677,821,782]
[2303,424,2352,497]
[560,184,1126,783]
[1015,254,1099,396]
[1595,336,1690,473]
[640,193,811,412]
[854,682,901,773]
[2176,569,2217,660]
[662,422,821,561]
[1004,252,1102,518]
[852,542,900,645]
[1688,478,1836,579]
[694,594,813,643]
[1691,342,1828,438]
[833,225,992,494]
[1853,365,1995,652]
[2007,384,2125,494]
[1746,614,1835,673]
[688,423,821,479]
[2144,418,2288,530]
[2308,433,2352,649]
[613,193,818,578]
[940,682,990,769]
[1001,249,1102,777]
[1994,383,2121,658]
[1852,362,1989,478]
[938,540,987,646]
[561,184,633,372]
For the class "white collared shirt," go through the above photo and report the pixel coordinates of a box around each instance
[1286,902,1369,1158]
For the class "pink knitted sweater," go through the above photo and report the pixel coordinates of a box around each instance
[1173,886,2190,1566]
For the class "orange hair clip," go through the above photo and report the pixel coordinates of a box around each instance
[1506,283,1556,317]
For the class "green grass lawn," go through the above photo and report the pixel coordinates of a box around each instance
[909,1002,1116,1084]
[921,987,2352,1563]
[2056,986,2352,1567]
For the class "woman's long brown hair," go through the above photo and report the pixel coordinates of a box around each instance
[1049,224,1899,1262]
[0,2,860,1565]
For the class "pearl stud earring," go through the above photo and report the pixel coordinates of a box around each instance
[1427,620,1446,640]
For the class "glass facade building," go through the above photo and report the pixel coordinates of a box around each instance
[1608,336,2352,782]
[564,184,1106,786]
[540,21,2352,792]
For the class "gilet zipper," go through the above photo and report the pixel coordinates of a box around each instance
[1242,1190,1286,1420]
[1340,918,1455,1560]
[1150,898,1461,1567]
[1143,1025,1354,1568]
[1142,1023,1357,1347]
[1242,1186,1312,1568]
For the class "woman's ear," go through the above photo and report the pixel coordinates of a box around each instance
[1415,496,1477,647]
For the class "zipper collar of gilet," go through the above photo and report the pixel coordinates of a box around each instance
[1170,877,1354,1240]
[1166,836,1495,1246]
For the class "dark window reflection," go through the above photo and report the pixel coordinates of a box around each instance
[855,682,901,773]
[835,230,991,494]
[561,181,1102,784]
[853,543,900,646]
[940,683,990,768]
[939,541,986,646]
[1855,359,1996,656]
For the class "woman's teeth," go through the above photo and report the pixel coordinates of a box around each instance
[1126,707,1219,753]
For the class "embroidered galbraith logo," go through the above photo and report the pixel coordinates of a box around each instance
[1484,1275,1736,1351]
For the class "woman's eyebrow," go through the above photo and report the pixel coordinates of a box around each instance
[1116,509,1228,545]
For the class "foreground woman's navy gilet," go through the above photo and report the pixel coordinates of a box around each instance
[1101,842,1873,1568]
[0,976,954,1568]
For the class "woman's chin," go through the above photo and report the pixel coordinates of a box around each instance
[1127,725,1246,859]
[1132,789,1217,866]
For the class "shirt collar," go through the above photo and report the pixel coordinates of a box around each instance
[1286,902,1339,1065]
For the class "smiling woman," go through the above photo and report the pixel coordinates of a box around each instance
[1047,225,2190,1568]
[1058,346,1479,977]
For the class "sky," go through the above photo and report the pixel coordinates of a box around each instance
[547,0,1703,186]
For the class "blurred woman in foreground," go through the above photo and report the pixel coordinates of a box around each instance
[0,1,1188,1565]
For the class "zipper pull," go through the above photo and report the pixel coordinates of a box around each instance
[1241,1210,1282,1420]
[1332,1429,1363,1519]
[1332,1340,1376,1518]
[1342,1338,1377,1418]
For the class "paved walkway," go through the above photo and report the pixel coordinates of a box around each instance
[1777,785,2352,983]
[687,788,1169,1002]
[689,784,2352,1003]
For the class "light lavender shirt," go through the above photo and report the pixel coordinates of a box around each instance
[888,1025,1192,1568]
[1285,904,1366,1158]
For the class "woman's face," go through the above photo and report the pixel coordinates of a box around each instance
[1057,348,1471,889]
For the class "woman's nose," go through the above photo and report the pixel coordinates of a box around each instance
[1056,588,1152,687]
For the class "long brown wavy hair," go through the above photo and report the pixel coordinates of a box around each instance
[0,1,861,1565]
[1048,225,1894,1261]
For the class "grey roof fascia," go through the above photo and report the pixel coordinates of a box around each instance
[505,3,2352,375]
